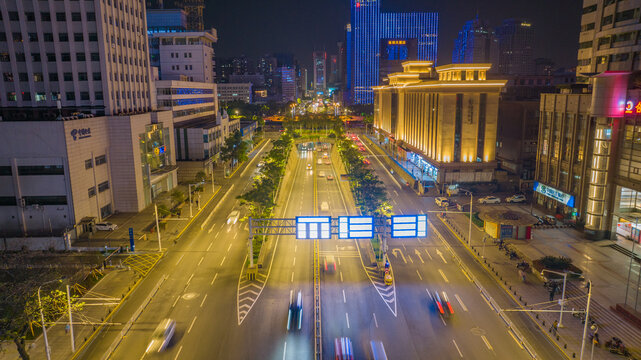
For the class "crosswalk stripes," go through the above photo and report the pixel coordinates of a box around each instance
[236,263,268,325]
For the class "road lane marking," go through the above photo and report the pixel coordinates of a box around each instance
[342,289,346,303]
[234,232,238,239]
[338,257,341,265]
[583,253,593,261]
[460,268,472,282]
[454,294,468,311]
[340,271,343,282]
[481,335,493,351]
[425,249,433,260]
[452,340,463,358]
[215,230,220,238]
[426,288,433,301]
[408,255,413,264]
[438,269,449,283]
[227,243,232,252]
[206,243,212,252]
[373,313,379,328]
[200,294,208,308]
[187,316,197,334]
[416,269,423,281]
[292,257,296,266]
[174,345,183,360]
[172,296,180,308]
[176,254,184,265]
[220,256,226,266]
[345,312,350,329]
[282,341,287,360]
[186,273,194,286]
[440,315,447,326]
[291,272,294,283]
[208,224,216,234]
[210,273,218,286]
[198,257,204,266]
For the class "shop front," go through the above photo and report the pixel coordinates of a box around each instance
[614,186,641,244]
[533,181,579,221]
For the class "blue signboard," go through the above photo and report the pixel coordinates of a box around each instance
[534,182,575,207]
[338,216,374,239]
[296,217,331,239]
[391,215,428,238]
[128,227,135,252]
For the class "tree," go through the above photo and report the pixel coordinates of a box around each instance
[170,189,185,206]
[194,171,207,184]
[221,130,249,166]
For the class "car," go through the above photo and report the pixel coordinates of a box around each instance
[320,201,329,212]
[363,159,371,165]
[324,255,336,273]
[456,203,470,212]
[479,196,501,204]
[506,194,526,203]
[257,161,265,168]
[227,210,240,225]
[335,337,354,360]
[327,174,334,180]
[432,290,454,317]
[370,341,388,360]
[318,171,326,177]
[145,318,176,353]
[543,215,557,225]
[307,163,312,170]
[435,197,450,207]
[287,290,303,331]
[317,159,323,165]
[95,222,117,231]
[324,159,331,165]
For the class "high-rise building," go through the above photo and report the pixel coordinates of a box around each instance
[452,17,493,64]
[0,0,155,118]
[148,29,218,82]
[337,41,346,89]
[146,9,187,33]
[147,0,204,31]
[313,51,327,93]
[348,0,438,104]
[494,19,535,75]
[576,0,641,83]
[328,55,339,88]
[280,67,297,102]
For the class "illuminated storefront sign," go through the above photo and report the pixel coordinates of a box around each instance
[534,182,575,207]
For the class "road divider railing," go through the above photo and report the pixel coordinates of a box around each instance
[429,220,538,359]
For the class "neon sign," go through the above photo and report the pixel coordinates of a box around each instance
[624,100,641,115]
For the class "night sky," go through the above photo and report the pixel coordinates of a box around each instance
[204,0,582,71]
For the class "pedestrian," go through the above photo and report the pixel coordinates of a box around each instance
[585,281,591,293]
[549,285,557,302]
[551,320,558,335]
[65,324,70,334]
[518,269,526,282]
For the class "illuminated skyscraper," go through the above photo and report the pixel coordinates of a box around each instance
[348,0,438,104]
[452,17,493,64]
[313,51,327,93]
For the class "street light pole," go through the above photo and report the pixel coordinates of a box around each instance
[590,324,598,360]
[154,203,161,251]
[468,192,473,246]
[188,185,193,218]
[580,280,593,360]
[541,269,575,328]
[38,286,51,360]
[211,163,215,193]
[66,284,75,352]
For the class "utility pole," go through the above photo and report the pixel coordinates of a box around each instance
[38,287,51,360]
[154,203,161,251]
[211,163,215,193]
[580,280,593,360]
[66,284,75,352]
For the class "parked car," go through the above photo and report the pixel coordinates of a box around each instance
[318,171,326,177]
[534,215,545,225]
[435,197,450,207]
[506,194,526,203]
[95,222,117,231]
[543,215,557,225]
[479,196,501,204]
[257,161,265,168]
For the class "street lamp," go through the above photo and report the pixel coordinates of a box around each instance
[457,187,474,246]
[580,279,593,360]
[541,269,582,328]
[590,324,599,360]
[188,183,200,218]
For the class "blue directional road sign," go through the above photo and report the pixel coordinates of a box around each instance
[296,216,331,239]
[391,215,427,238]
[338,216,374,239]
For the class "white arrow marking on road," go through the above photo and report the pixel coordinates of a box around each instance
[373,313,379,328]
[425,249,433,260]
[452,340,463,358]
[436,249,447,264]
[200,294,208,308]
[174,345,183,360]
[455,294,468,311]
[438,269,449,283]
[392,248,407,263]
[210,273,218,286]
[414,249,424,264]
[481,335,493,351]
[416,269,423,281]
[345,312,350,329]
[187,316,197,334]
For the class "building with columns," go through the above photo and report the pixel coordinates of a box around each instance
[373,61,506,186]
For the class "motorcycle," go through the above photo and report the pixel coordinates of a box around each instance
[605,337,631,357]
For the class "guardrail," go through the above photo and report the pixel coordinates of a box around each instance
[429,220,538,359]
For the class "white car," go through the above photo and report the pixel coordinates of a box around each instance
[145,318,176,353]
[95,222,117,231]
[479,196,501,204]
[257,161,265,168]
[227,210,240,224]
[506,194,526,203]
[435,197,450,207]
[320,201,329,212]
[318,171,326,177]
[306,163,312,170]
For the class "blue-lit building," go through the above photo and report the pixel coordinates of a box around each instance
[348,0,438,104]
[452,17,494,64]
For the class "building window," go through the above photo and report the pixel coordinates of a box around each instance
[98,181,109,192]
[76,53,86,61]
[18,73,28,82]
[22,92,31,101]
[56,12,66,21]
[95,155,107,165]
[24,196,67,206]
[91,53,100,61]
[454,94,463,162]
[616,9,636,22]
[95,91,103,100]
[601,15,613,26]
[64,72,73,81]
[25,12,35,21]
[41,12,51,21]
[578,41,593,49]
[46,53,56,61]
[0,33,5,42]
[0,197,17,206]
[89,33,98,41]
[100,204,112,218]
[28,33,38,42]
[66,92,75,100]
[0,53,9,62]
[32,53,41,62]
[87,12,95,21]
[88,187,96,198]
[477,94,487,161]
[582,4,597,14]
[3,73,13,82]
[35,92,46,102]
[9,12,19,21]
[74,33,83,41]
[12,32,22,42]
[16,53,25,62]
[85,159,93,169]
[33,73,43,82]
[71,12,81,21]
[49,73,59,81]
[44,33,54,42]
[80,92,89,100]
[93,72,101,81]
[7,92,16,101]
[18,165,64,175]
[59,33,69,42]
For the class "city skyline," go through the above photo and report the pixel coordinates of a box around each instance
[204,0,582,71]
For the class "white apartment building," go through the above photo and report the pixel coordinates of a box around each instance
[156,79,218,124]
[577,0,641,82]
[217,83,252,103]
[0,0,155,118]
[148,29,217,83]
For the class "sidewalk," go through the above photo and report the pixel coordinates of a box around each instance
[442,211,641,359]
